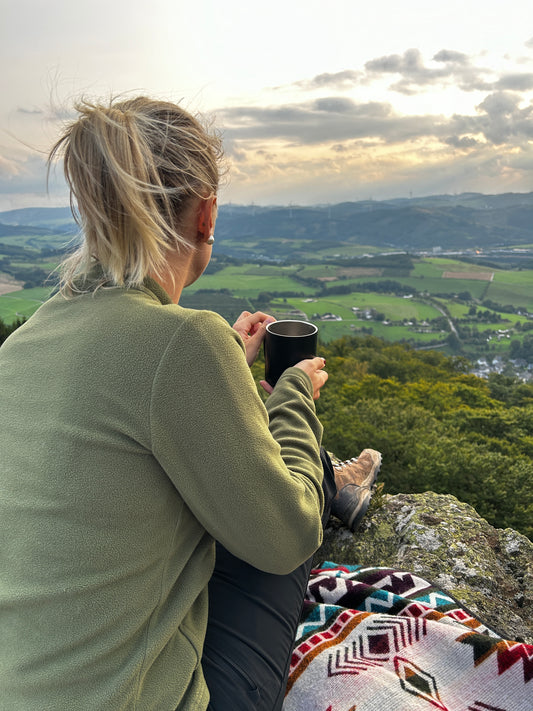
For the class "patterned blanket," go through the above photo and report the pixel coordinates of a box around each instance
[284,563,532,711]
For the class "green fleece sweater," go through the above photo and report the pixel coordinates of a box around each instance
[0,277,324,710]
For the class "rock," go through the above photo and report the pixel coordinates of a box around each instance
[314,491,533,644]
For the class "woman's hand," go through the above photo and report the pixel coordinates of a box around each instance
[260,357,328,400]
[232,311,276,367]
[292,357,328,399]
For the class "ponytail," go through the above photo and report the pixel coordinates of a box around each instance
[48,96,224,293]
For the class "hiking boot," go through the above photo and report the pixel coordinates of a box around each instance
[329,449,382,532]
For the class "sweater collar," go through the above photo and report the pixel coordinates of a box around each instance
[74,263,173,305]
[141,276,173,305]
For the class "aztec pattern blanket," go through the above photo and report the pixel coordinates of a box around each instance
[284,563,532,711]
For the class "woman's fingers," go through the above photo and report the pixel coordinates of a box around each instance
[293,357,328,399]
[232,312,276,367]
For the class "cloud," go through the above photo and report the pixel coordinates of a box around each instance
[14,102,77,124]
[474,91,533,144]
[479,91,521,116]
[365,48,425,74]
[214,65,533,204]
[6,38,533,209]
[218,97,452,147]
[290,47,502,97]
[0,153,24,177]
[313,97,359,113]
[433,49,469,64]
[287,48,483,94]
[364,47,496,94]
[220,87,533,153]
[288,43,533,100]
[0,150,68,209]
[444,135,480,149]
[219,130,533,206]
[364,47,451,90]
[292,70,361,90]
[495,73,533,91]
[16,107,44,115]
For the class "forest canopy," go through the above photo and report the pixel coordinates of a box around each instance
[253,336,533,539]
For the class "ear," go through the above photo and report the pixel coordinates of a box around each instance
[197,195,217,240]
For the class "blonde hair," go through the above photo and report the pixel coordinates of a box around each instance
[48,96,224,293]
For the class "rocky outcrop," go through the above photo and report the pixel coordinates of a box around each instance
[314,491,533,644]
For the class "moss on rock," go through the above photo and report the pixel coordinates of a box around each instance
[314,492,533,643]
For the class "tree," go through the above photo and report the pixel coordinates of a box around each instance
[309,335,533,539]
[0,316,26,345]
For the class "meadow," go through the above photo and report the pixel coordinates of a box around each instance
[0,287,54,323]
[1,255,532,361]
[186,264,315,296]
[183,257,533,352]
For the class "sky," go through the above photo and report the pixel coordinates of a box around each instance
[2,0,533,210]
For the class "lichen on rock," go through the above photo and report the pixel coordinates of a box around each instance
[314,491,533,644]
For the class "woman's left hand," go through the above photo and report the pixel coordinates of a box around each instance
[232,311,276,367]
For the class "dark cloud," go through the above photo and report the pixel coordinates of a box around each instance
[291,43,533,98]
[364,47,493,94]
[444,135,480,149]
[218,87,533,155]
[446,92,533,147]
[365,48,425,73]
[219,99,442,146]
[313,97,357,113]
[433,49,469,64]
[220,100,458,150]
[496,73,533,91]
[475,91,533,144]
[479,91,521,116]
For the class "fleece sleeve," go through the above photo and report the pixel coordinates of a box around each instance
[149,309,324,575]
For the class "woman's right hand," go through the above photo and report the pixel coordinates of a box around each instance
[293,357,328,400]
[260,357,328,399]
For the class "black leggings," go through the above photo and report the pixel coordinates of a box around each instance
[202,448,337,711]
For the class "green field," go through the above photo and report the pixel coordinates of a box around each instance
[0,287,54,322]
[485,270,533,310]
[2,256,532,360]
[266,293,448,344]
[290,292,441,321]
[188,264,315,296]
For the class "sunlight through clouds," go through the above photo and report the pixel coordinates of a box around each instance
[2,0,533,208]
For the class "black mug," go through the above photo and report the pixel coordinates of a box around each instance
[264,320,318,387]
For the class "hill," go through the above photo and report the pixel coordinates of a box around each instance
[0,207,76,230]
[2,192,533,258]
[217,192,533,257]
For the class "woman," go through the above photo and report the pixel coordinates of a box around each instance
[0,96,380,710]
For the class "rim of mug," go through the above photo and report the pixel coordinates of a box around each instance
[265,319,318,337]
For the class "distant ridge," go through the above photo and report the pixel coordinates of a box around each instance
[2,193,533,252]
[217,192,533,251]
[0,206,73,225]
